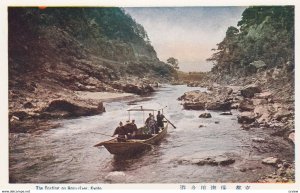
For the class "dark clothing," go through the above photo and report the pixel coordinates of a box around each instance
[157,114,164,128]
[145,117,151,125]
[113,126,127,136]
[125,123,138,139]
[125,123,138,134]
[113,126,127,142]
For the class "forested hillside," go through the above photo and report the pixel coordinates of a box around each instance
[8,7,175,132]
[9,7,174,78]
[207,6,294,77]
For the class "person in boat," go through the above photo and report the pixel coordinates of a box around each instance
[125,119,138,139]
[124,120,131,130]
[144,113,152,134]
[156,111,165,131]
[145,113,152,125]
[112,121,127,142]
[146,114,158,134]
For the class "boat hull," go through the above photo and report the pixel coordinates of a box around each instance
[95,123,168,155]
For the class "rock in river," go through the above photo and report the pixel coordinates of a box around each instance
[237,112,255,124]
[262,157,280,166]
[199,112,212,118]
[206,101,231,111]
[220,111,232,115]
[183,102,206,110]
[252,137,266,143]
[193,156,235,166]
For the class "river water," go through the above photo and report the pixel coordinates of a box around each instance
[9,85,292,183]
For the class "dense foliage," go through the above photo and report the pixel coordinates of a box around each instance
[207,6,294,76]
[8,7,157,62]
[167,57,179,70]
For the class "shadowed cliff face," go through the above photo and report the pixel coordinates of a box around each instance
[8,7,174,81]
[8,7,175,132]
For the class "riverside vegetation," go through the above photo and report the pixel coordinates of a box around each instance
[177,6,294,182]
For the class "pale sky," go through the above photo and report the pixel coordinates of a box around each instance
[125,7,246,72]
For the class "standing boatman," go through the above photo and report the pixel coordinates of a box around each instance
[156,111,165,131]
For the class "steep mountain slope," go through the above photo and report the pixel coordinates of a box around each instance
[8,7,175,132]
[207,6,294,78]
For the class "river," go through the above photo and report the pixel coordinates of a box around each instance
[9,84,292,183]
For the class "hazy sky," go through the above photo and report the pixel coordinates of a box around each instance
[125,7,246,72]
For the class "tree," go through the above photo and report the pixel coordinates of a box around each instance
[207,6,294,76]
[167,57,179,70]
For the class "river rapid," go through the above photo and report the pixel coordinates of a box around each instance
[9,85,293,183]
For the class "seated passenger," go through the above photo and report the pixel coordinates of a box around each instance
[112,122,127,142]
[126,119,138,139]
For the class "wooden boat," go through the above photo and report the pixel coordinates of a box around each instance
[94,123,168,155]
[94,106,171,155]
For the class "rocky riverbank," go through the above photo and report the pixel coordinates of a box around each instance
[9,75,160,133]
[177,64,295,182]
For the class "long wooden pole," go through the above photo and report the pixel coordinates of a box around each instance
[164,117,176,129]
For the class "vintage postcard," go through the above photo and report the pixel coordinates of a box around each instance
[0,0,299,192]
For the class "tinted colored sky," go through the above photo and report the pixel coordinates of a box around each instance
[125,7,246,72]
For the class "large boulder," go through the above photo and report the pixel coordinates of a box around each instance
[111,82,154,95]
[122,84,143,94]
[183,102,205,110]
[240,84,262,98]
[239,99,254,112]
[238,111,255,124]
[206,101,231,111]
[43,99,105,118]
[179,87,234,111]
[253,105,272,123]
[178,91,210,102]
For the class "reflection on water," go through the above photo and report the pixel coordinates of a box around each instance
[9,85,283,183]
